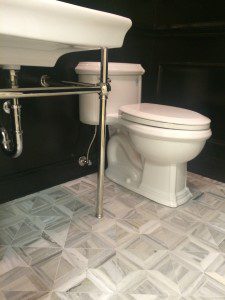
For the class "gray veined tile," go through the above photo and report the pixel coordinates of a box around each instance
[66,226,114,249]
[205,253,225,286]
[103,198,135,219]
[175,250,220,274]
[11,218,41,245]
[0,266,51,291]
[135,201,161,218]
[118,235,166,263]
[115,223,139,248]
[174,236,219,254]
[64,224,89,248]
[118,247,168,270]
[31,250,62,290]
[170,253,204,296]
[186,275,225,298]
[197,192,225,210]
[122,210,156,221]
[189,190,204,201]
[54,197,81,218]
[128,234,167,251]
[14,194,53,215]
[92,220,141,249]
[0,291,52,300]
[207,211,225,232]
[0,204,25,227]
[161,211,199,234]
[1,247,62,291]
[187,175,214,193]
[91,222,117,248]
[153,203,175,219]
[112,193,148,210]
[117,249,180,295]
[11,218,61,248]
[189,223,225,251]
[178,201,217,222]
[65,222,116,249]
[116,216,160,235]
[87,254,118,293]
[104,183,130,199]
[173,240,220,271]
[144,223,185,249]
[44,219,71,248]
[68,248,115,269]
[206,184,225,199]
[63,178,97,195]
[117,270,179,296]
[41,186,74,201]
[52,292,116,299]
[30,206,71,227]
[115,251,141,281]
[13,247,62,266]
[0,246,27,276]
[71,201,94,218]
[53,248,87,292]
[0,217,27,246]
[72,210,114,233]
[124,296,181,300]
[185,297,225,299]
[77,190,99,207]
[142,256,179,294]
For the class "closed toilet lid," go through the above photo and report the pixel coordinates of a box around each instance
[119,103,211,130]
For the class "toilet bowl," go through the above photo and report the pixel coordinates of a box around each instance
[76,62,212,207]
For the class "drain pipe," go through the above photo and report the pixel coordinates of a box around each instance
[0,66,23,158]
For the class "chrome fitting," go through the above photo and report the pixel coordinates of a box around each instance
[41,75,50,87]
[78,156,92,167]
[99,78,111,97]
[3,101,11,114]
[100,82,108,96]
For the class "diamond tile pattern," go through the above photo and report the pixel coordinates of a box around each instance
[0,172,224,299]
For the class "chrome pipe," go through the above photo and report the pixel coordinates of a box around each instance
[0,69,23,158]
[0,85,101,92]
[96,47,108,219]
[0,90,101,100]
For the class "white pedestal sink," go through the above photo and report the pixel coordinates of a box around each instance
[0,0,132,67]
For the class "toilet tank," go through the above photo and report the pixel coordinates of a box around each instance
[75,62,145,125]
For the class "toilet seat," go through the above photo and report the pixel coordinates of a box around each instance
[119,103,211,131]
[120,118,212,141]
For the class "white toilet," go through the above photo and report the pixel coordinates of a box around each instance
[76,62,212,207]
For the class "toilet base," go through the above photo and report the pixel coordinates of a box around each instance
[106,161,193,207]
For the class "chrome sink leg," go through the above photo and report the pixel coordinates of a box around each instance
[96,47,109,219]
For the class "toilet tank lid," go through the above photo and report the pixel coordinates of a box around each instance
[75,62,145,75]
[119,103,211,127]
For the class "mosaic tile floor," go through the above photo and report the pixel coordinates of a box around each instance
[0,172,225,299]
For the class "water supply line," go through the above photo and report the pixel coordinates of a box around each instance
[79,125,98,167]
[0,67,23,158]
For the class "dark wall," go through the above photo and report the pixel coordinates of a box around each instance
[0,0,224,203]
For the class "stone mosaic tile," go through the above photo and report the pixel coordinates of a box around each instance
[51,292,117,300]
[14,194,54,215]
[0,171,224,298]
[161,211,199,235]
[189,223,225,252]
[63,178,97,195]
[0,291,51,300]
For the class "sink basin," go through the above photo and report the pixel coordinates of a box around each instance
[0,0,132,67]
